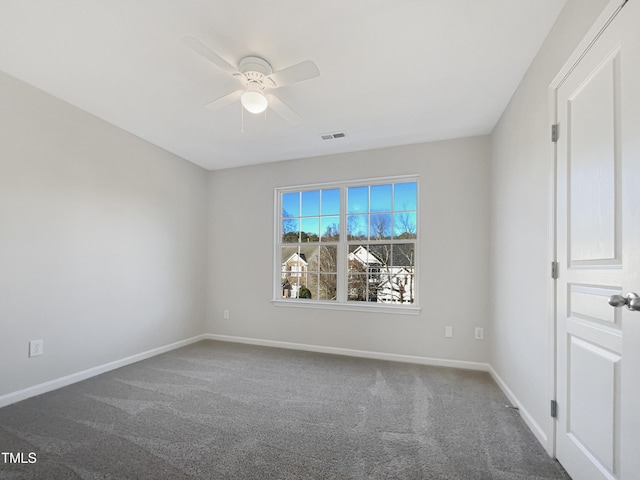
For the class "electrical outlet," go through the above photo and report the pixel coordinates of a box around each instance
[29,339,44,357]
[223,309,230,320]
[475,327,484,340]
[445,326,453,338]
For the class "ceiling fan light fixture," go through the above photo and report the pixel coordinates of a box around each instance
[241,90,268,114]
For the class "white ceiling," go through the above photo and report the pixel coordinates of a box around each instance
[0,1,567,171]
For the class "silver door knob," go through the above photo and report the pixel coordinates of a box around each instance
[608,292,640,311]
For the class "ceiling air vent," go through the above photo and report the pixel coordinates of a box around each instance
[321,131,347,140]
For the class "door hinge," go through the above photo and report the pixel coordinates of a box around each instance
[551,261,559,279]
[550,400,558,418]
[551,124,559,143]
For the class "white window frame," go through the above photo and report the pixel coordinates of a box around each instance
[272,175,420,315]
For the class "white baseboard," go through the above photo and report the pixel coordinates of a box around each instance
[488,365,548,448]
[0,334,207,409]
[204,333,490,372]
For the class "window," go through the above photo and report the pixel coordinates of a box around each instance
[276,176,418,310]
[280,188,339,301]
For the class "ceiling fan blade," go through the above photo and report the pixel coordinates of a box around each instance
[204,90,242,111]
[183,36,239,75]
[267,94,302,125]
[266,60,320,88]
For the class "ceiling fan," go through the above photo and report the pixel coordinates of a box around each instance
[184,37,320,125]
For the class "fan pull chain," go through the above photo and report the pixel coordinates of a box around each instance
[241,103,245,134]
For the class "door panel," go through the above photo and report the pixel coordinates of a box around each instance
[568,336,620,472]
[569,285,620,325]
[568,50,619,264]
[556,1,640,479]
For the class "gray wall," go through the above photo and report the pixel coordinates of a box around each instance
[207,136,491,363]
[490,0,610,448]
[0,71,209,397]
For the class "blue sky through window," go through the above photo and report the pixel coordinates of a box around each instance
[283,182,416,242]
[394,182,416,211]
[347,186,368,214]
[321,189,340,215]
[282,192,299,217]
[282,188,342,242]
[370,184,392,212]
[302,191,319,216]
[347,182,417,240]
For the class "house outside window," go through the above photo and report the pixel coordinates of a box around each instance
[275,176,418,310]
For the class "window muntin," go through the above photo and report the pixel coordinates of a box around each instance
[282,189,340,243]
[347,243,415,304]
[347,182,417,241]
[281,245,337,300]
[277,177,417,306]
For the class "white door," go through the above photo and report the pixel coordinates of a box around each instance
[555,1,640,479]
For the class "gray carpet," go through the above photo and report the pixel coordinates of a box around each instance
[0,340,570,479]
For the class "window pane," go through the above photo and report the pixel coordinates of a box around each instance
[306,249,319,273]
[369,214,392,239]
[297,284,313,299]
[282,218,299,243]
[282,192,300,217]
[393,212,416,238]
[281,275,294,298]
[370,184,392,212]
[281,247,292,298]
[306,273,319,300]
[348,244,368,273]
[321,189,340,215]
[298,245,320,272]
[367,274,382,302]
[321,216,340,241]
[369,244,391,267]
[347,273,368,301]
[347,215,367,240]
[281,246,309,298]
[394,182,417,211]
[318,273,337,300]
[392,243,415,267]
[302,190,320,216]
[349,243,386,301]
[347,270,380,302]
[347,186,368,214]
[319,246,337,273]
[393,244,415,303]
[392,271,413,304]
[301,217,319,241]
[362,243,413,304]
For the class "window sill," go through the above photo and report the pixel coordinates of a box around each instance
[271,299,421,315]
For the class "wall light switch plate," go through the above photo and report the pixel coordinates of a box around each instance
[445,326,453,338]
[475,327,484,340]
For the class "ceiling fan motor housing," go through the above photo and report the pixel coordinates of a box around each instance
[234,56,272,89]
